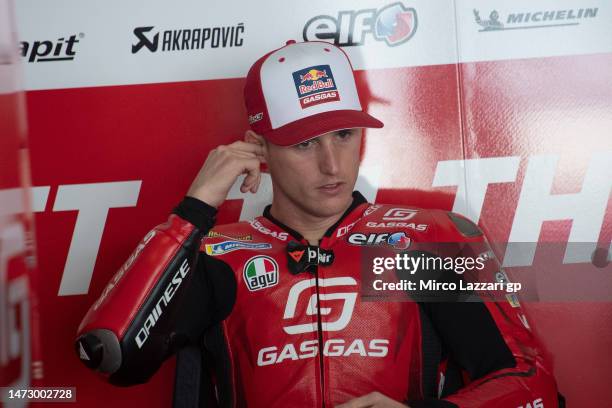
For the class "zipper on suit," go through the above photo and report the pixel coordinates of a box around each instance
[313,264,326,408]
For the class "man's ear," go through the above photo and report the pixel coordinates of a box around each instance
[244,130,267,163]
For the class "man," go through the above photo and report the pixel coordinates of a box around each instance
[75,41,559,407]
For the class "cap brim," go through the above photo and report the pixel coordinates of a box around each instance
[262,110,384,146]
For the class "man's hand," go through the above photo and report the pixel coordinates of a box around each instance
[187,140,265,207]
[336,392,409,408]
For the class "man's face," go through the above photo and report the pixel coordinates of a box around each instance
[264,128,362,218]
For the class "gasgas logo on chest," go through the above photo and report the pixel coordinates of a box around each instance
[257,338,389,366]
[256,277,389,366]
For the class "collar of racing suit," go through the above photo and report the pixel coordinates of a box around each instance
[261,190,369,244]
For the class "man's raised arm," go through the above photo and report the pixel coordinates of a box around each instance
[74,138,264,385]
[74,198,217,386]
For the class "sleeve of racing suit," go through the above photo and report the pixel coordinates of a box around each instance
[407,213,559,408]
[408,302,557,408]
[74,196,223,386]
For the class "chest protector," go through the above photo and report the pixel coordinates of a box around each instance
[201,202,482,407]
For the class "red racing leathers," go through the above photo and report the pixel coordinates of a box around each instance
[76,191,559,407]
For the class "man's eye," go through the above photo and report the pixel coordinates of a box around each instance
[336,129,354,139]
[296,140,314,149]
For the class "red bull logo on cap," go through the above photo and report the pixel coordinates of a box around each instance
[292,64,340,108]
[300,68,328,82]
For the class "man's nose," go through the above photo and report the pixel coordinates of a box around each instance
[318,140,339,175]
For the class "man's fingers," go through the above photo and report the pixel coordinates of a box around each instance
[335,392,406,408]
[240,158,261,192]
[219,149,265,171]
[250,172,261,193]
[218,148,259,160]
[228,140,265,157]
[189,142,263,205]
[336,393,376,408]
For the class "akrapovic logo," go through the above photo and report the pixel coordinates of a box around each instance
[132,23,244,54]
[20,33,84,63]
[303,2,417,47]
[135,258,190,348]
[473,7,598,31]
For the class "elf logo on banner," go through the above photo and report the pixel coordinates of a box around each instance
[304,2,417,47]
[292,64,340,108]
[243,255,279,291]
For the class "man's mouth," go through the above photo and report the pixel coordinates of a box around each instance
[318,182,345,192]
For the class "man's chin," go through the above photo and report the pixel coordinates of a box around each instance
[307,187,353,217]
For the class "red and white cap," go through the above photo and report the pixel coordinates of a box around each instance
[244,40,383,146]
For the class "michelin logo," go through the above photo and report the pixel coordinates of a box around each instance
[473,7,598,31]
[205,240,272,256]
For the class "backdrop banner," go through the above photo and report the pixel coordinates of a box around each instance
[10,0,612,406]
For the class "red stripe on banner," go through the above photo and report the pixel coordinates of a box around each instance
[24,53,612,406]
